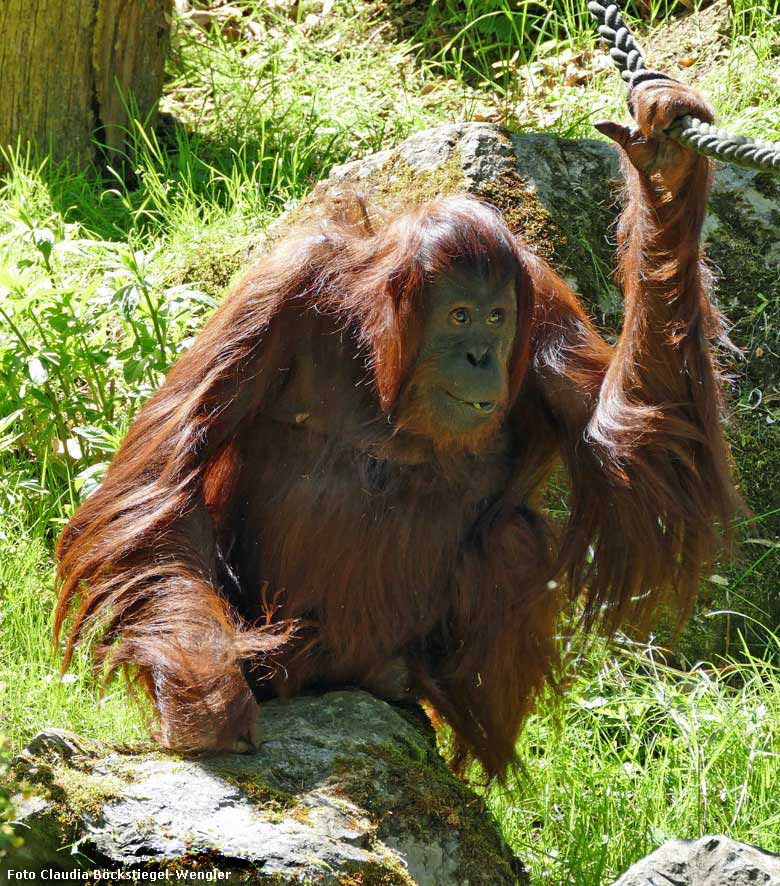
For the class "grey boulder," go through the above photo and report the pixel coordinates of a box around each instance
[7,690,526,884]
[612,835,780,885]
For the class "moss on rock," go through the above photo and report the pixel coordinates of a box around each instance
[175,241,247,298]
[351,149,468,212]
[337,855,417,886]
[304,149,467,228]
[332,739,528,885]
[11,695,525,882]
[478,170,562,262]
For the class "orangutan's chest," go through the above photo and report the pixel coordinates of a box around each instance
[233,420,514,627]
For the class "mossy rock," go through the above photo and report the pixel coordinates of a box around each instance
[6,693,526,884]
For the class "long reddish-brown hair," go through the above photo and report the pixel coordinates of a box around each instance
[54,179,742,777]
[54,195,540,757]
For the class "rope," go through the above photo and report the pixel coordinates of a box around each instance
[587,1,780,173]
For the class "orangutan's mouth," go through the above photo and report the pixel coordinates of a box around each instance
[445,392,497,413]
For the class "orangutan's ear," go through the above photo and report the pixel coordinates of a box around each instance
[367,264,427,413]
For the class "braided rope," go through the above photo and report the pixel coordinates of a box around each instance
[587,1,780,172]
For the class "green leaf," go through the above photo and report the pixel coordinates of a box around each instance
[28,388,53,407]
[32,227,55,262]
[122,357,146,383]
[72,425,119,453]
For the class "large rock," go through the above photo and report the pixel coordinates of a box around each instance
[5,691,526,884]
[298,122,778,663]
[612,835,780,885]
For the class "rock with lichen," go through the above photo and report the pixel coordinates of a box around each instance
[299,122,779,663]
[610,834,780,885]
[6,691,527,884]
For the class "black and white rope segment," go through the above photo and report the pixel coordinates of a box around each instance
[588,1,780,172]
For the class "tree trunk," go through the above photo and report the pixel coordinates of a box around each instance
[0,0,172,170]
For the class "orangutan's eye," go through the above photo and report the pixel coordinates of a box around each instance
[451,308,470,325]
[487,309,505,326]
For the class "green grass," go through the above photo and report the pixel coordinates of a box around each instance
[496,641,780,883]
[408,0,780,139]
[0,527,144,746]
[1,0,779,880]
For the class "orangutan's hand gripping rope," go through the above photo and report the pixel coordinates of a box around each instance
[588,1,780,173]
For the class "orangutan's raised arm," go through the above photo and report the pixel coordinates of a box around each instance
[529,76,742,632]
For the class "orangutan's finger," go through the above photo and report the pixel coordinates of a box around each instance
[594,120,634,149]
[595,120,654,165]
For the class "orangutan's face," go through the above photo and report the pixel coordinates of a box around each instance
[401,264,518,445]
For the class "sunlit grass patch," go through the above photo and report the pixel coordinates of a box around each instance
[491,638,780,884]
[407,0,780,139]
[0,523,144,749]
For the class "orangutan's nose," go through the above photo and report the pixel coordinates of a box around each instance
[466,344,490,368]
